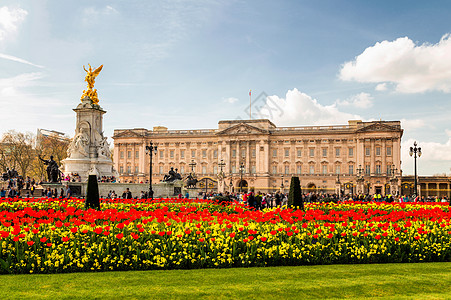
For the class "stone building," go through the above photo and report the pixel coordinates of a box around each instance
[112,119,403,195]
[400,175,451,198]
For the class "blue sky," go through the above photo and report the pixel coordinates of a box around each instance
[1,0,451,175]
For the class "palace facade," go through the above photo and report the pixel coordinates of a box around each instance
[112,119,403,195]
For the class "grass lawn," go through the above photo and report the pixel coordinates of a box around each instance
[1,262,450,299]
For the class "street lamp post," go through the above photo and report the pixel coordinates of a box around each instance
[356,164,364,195]
[239,161,245,193]
[218,159,226,174]
[357,164,364,178]
[280,174,284,193]
[145,141,157,199]
[409,141,422,197]
[189,159,197,175]
[217,159,226,193]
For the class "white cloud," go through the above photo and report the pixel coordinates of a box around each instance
[340,34,451,93]
[375,83,387,91]
[83,5,118,18]
[224,97,238,104]
[0,6,27,41]
[400,118,426,131]
[335,92,373,108]
[0,72,44,96]
[254,88,361,126]
[0,53,44,68]
[401,135,451,176]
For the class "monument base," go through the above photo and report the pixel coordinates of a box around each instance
[51,181,185,198]
[63,157,116,182]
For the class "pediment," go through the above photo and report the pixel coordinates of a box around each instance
[216,123,269,135]
[113,130,145,139]
[356,122,400,133]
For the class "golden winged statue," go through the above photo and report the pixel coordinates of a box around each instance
[81,64,103,105]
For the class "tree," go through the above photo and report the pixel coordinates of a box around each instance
[288,176,304,210]
[0,130,35,178]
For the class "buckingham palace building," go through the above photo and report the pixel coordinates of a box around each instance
[112,119,403,195]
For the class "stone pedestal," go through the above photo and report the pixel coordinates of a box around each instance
[62,97,117,181]
[356,179,364,195]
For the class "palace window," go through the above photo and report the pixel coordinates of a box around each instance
[191,150,196,158]
[365,147,370,156]
[273,149,277,157]
[309,165,315,174]
[127,166,131,173]
[348,148,354,157]
[119,166,124,173]
[296,165,302,174]
[322,148,327,157]
[170,150,174,158]
[375,164,381,174]
[159,150,164,159]
[159,166,163,174]
[376,147,381,156]
[251,165,256,174]
[252,149,256,157]
[285,149,289,157]
[202,150,207,158]
[232,166,237,173]
[127,151,131,159]
[120,151,124,159]
[297,149,302,157]
[134,166,139,173]
[232,150,236,158]
[309,149,315,157]
[202,166,207,175]
[180,150,185,159]
[213,150,218,158]
[335,165,341,174]
[180,166,185,174]
[135,151,139,158]
[335,148,341,157]
[213,166,218,174]
[387,146,392,156]
[365,165,371,175]
[241,149,246,158]
[349,165,354,175]
[284,165,289,174]
[322,165,327,175]
[272,165,277,174]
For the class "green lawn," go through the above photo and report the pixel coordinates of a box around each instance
[1,263,450,299]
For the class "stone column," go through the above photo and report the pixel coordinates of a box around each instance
[256,141,261,174]
[246,141,250,173]
[263,140,269,175]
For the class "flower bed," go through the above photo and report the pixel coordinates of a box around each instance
[1,198,451,274]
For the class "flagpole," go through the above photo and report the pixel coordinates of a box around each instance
[249,90,252,120]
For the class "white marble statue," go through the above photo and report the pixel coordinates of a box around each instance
[68,130,90,158]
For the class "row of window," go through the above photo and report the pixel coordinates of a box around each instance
[119,164,394,176]
[120,147,392,159]
[119,146,393,160]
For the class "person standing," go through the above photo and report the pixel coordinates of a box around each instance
[66,186,72,198]
[275,191,281,207]
[122,188,132,199]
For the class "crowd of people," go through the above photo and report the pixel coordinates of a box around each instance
[0,174,37,198]
[1,169,450,205]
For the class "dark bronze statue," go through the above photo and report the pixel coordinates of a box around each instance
[163,167,182,183]
[39,155,60,183]
[185,173,198,189]
[2,167,18,181]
